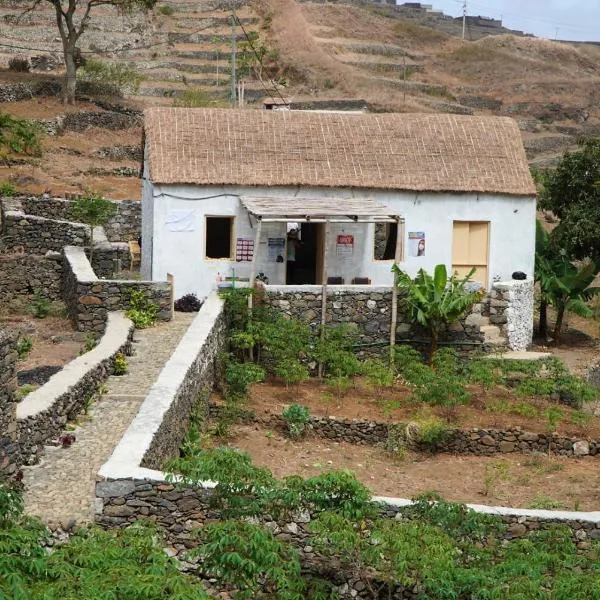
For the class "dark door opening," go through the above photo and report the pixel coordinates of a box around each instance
[286,223,323,284]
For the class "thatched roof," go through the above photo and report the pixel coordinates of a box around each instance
[144,108,536,196]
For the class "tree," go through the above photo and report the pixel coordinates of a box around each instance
[22,0,155,104]
[535,222,600,344]
[538,139,600,263]
[70,191,117,265]
[392,264,483,357]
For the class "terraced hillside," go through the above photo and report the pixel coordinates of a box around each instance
[1,0,599,196]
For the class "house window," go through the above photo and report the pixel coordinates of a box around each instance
[452,221,489,287]
[206,216,233,259]
[374,222,398,260]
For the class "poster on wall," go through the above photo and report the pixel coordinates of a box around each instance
[165,210,195,232]
[336,234,354,259]
[408,231,426,257]
[268,237,285,263]
[236,238,254,262]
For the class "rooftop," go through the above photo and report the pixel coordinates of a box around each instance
[144,108,536,196]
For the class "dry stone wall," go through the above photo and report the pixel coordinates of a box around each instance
[21,195,141,243]
[0,252,63,304]
[264,285,485,353]
[62,246,172,332]
[0,329,18,476]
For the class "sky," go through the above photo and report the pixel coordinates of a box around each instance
[426,1,600,42]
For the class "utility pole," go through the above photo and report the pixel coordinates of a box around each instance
[230,3,237,106]
[462,0,467,41]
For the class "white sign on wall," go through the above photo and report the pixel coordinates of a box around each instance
[166,210,195,232]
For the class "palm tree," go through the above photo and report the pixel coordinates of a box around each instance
[393,264,484,358]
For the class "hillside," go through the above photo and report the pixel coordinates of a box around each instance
[0,0,599,198]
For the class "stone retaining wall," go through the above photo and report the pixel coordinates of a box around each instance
[1,198,90,254]
[264,285,485,353]
[21,196,141,243]
[264,279,534,352]
[62,246,172,332]
[16,312,133,465]
[0,251,63,304]
[0,329,18,476]
[94,477,600,598]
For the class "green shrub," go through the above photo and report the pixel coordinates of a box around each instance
[225,359,265,398]
[16,336,32,359]
[0,181,17,197]
[544,406,564,432]
[274,358,309,389]
[78,58,146,94]
[113,352,128,375]
[282,403,310,439]
[527,494,564,510]
[125,289,159,329]
[362,358,395,398]
[174,88,227,108]
[158,4,174,15]
[15,384,36,400]
[416,417,450,448]
[0,112,41,158]
[192,520,305,599]
[81,332,97,354]
[28,292,51,319]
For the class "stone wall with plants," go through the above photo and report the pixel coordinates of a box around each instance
[0,329,18,477]
[90,242,131,279]
[95,475,600,599]
[62,246,172,332]
[0,252,63,304]
[16,312,133,465]
[21,195,141,243]
[264,285,485,352]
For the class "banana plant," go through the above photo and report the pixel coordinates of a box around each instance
[535,220,600,344]
[392,263,484,358]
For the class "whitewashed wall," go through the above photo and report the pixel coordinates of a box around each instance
[144,183,536,300]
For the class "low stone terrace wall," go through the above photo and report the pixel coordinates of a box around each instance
[1,197,90,254]
[16,312,133,465]
[0,251,63,304]
[62,246,172,332]
[0,329,18,477]
[21,195,141,243]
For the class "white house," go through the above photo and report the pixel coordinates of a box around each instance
[141,108,536,301]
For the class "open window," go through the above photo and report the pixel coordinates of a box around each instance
[205,216,233,259]
[374,222,398,260]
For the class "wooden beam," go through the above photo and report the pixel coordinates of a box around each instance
[318,220,331,378]
[390,218,403,364]
[248,217,262,313]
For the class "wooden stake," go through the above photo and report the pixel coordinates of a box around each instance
[248,218,262,360]
[390,218,403,364]
[318,220,331,378]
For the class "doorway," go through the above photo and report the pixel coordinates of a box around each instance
[286,223,324,284]
[452,221,489,287]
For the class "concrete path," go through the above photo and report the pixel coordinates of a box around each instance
[22,313,195,528]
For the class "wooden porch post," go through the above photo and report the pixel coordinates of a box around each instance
[390,218,403,364]
[247,218,262,360]
[318,220,331,378]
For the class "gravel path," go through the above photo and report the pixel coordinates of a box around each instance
[22,313,195,527]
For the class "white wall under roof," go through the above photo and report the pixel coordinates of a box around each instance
[144,183,536,300]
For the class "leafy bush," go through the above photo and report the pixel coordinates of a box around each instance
[113,352,128,375]
[174,293,203,312]
[362,358,395,398]
[78,58,146,94]
[15,384,36,400]
[158,3,174,15]
[225,359,265,398]
[314,324,360,378]
[192,520,305,599]
[16,336,32,359]
[274,358,309,389]
[0,181,17,196]
[28,292,51,318]
[282,404,310,439]
[0,112,42,158]
[81,332,97,354]
[8,56,29,72]
[174,88,227,108]
[415,417,450,448]
[126,289,159,329]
